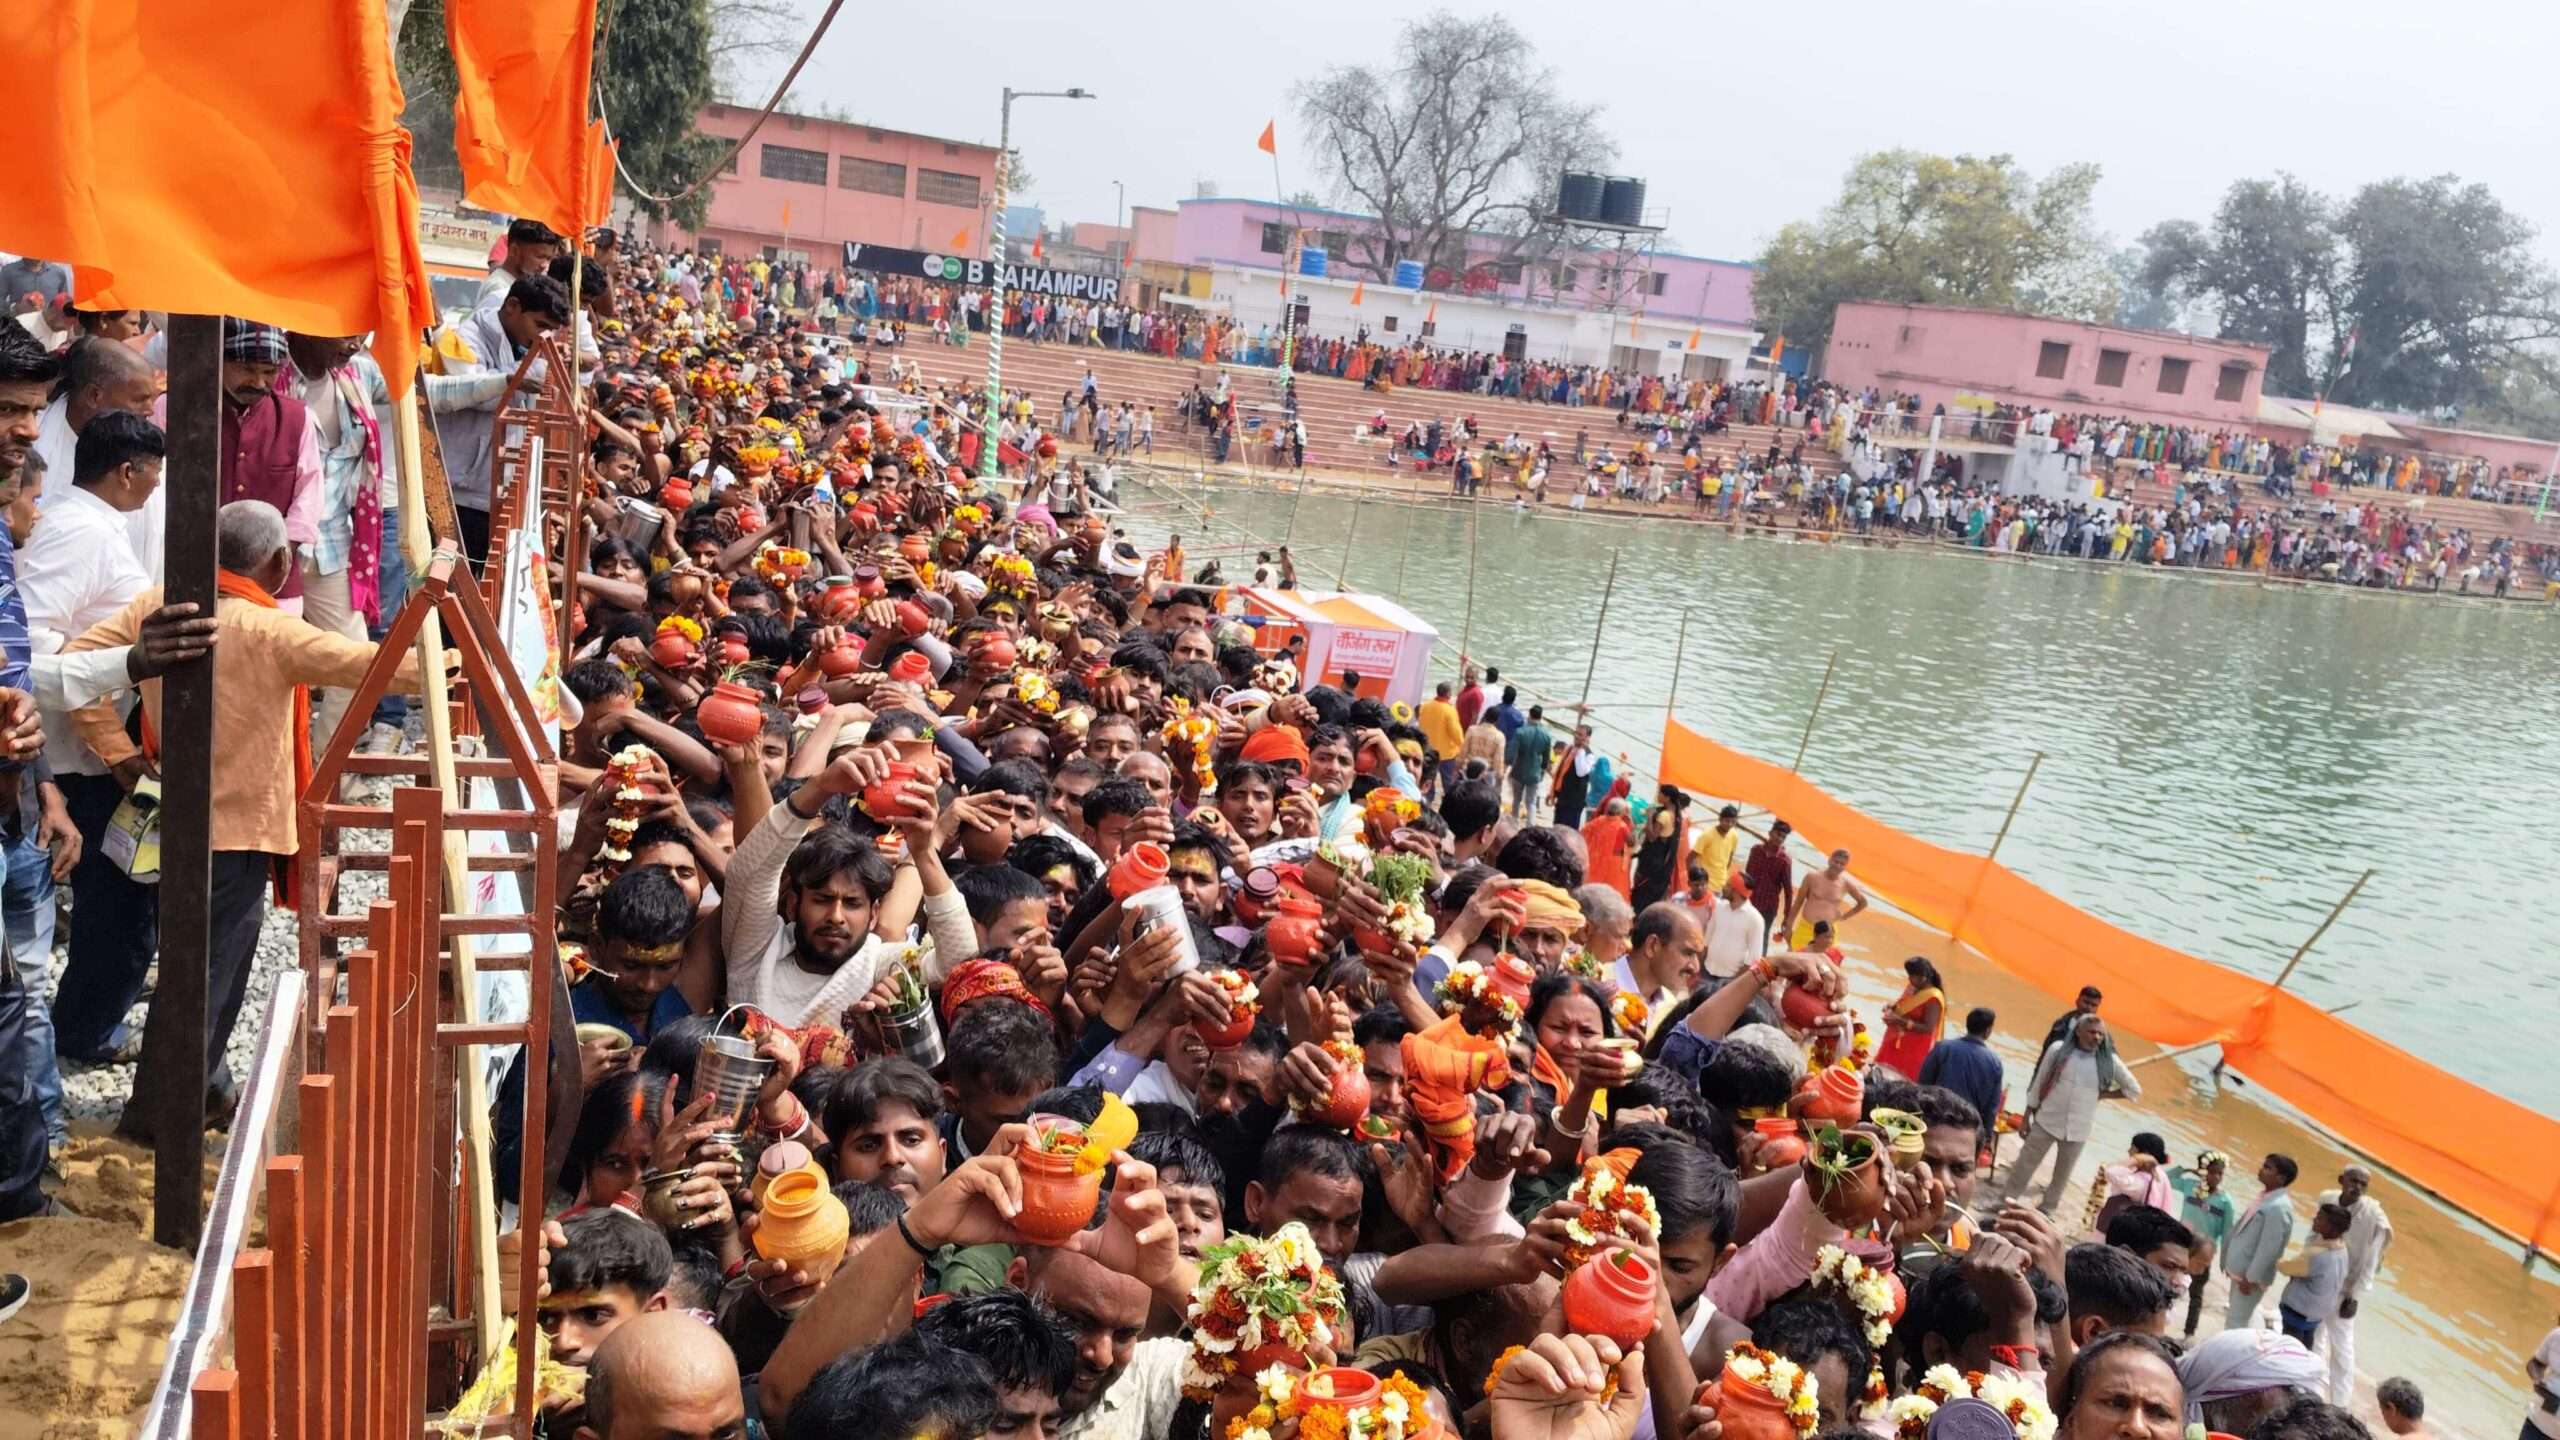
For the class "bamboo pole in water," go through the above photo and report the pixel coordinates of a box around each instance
[1788,650,1838,773]
[1666,610,1693,715]
[1336,496,1362,589]
[1460,500,1481,664]
[1577,548,1622,711]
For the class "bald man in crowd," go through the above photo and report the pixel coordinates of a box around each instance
[576,1311,746,1440]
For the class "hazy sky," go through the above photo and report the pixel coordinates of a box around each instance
[736,0,2560,270]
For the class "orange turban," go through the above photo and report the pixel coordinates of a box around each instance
[1240,724,1311,770]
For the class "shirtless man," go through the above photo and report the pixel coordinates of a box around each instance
[1783,848,1869,949]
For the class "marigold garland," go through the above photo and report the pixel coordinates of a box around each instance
[1435,959,1523,1038]
[1561,1158,1661,1267]
[1719,1343,1820,1435]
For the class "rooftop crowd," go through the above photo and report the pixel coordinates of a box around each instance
[0,225,2520,1440]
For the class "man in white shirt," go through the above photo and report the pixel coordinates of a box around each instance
[21,410,163,1063]
[1702,874,1768,978]
[2317,1165,2392,1404]
[30,340,161,571]
[439,274,571,564]
[475,219,562,314]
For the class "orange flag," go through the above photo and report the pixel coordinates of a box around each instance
[448,0,603,241]
[952,227,971,251]
[1686,326,1702,350]
[1257,120,1277,155]
[1770,335,1785,365]
[586,123,617,230]
[0,0,436,395]
[1032,235,1044,260]
[1351,281,1364,306]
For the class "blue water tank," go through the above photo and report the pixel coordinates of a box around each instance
[1299,248,1328,278]
[1393,259,1426,289]
[1557,171,1605,222]
[1600,177,1647,228]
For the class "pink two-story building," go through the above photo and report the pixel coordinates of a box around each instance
[1822,301,2272,429]
[650,105,1002,265]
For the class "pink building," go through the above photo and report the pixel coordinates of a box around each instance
[653,105,1001,264]
[1162,198,1756,329]
[1823,301,2272,429]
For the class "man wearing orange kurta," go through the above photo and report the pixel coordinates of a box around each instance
[66,500,420,1109]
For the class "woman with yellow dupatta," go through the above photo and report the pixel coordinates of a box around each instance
[1876,955,1946,1080]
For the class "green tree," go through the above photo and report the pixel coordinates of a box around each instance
[2136,175,2335,397]
[2141,172,2560,413]
[1751,151,2110,356]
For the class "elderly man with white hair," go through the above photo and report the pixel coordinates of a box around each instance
[64,499,419,1117]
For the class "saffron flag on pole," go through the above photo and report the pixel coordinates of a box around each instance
[0,0,438,395]
[1257,120,1278,155]
[1351,281,1364,306]
[447,0,603,241]
[953,228,970,251]
[1686,326,1701,350]
[1770,335,1785,365]
[1032,235,1043,260]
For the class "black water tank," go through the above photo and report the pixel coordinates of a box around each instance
[1600,176,1646,227]
[1556,171,1604,222]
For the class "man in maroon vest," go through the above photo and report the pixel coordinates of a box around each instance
[216,320,321,606]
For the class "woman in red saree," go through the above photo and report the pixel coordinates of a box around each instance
[1875,955,1946,1080]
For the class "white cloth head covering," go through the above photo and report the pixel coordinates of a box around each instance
[2175,1329,2322,1423]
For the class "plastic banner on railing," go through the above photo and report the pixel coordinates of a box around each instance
[1656,716,2560,1253]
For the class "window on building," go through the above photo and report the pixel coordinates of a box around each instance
[943,143,961,156]
[867,129,886,142]
[1420,317,1437,338]
[2216,362,2252,401]
[785,115,806,131]
[2157,357,2190,395]
[1382,315,1398,333]
[915,168,981,208]
[1553,265,1578,291]
[759,143,827,185]
[2095,348,2129,387]
[1260,222,1287,255]
[1495,260,1525,285]
[1647,272,1668,297]
[838,156,906,197]
[1319,230,1350,257]
[707,104,728,119]
[2035,340,2071,380]
[697,236,723,257]
[720,147,739,175]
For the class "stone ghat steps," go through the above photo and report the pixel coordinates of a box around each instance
[879,335,1846,482]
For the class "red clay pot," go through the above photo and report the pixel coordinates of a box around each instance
[1561,1249,1658,1351]
[1109,842,1169,902]
[888,651,932,686]
[1778,984,1837,1031]
[1263,896,1327,969]
[1790,1065,1864,1124]
[819,641,864,678]
[1310,1064,1371,1130]
[659,475,694,510]
[1695,1375,1796,1440]
[894,599,930,638]
[648,632,697,669]
[1752,1116,1808,1169]
[695,681,765,747]
[862,761,932,822]
[1194,1003,1255,1051]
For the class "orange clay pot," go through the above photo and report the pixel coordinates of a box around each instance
[695,681,765,747]
[752,1168,850,1276]
[1012,1136,1103,1246]
[1561,1249,1658,1352]
[1752,1116,1808,1168]
[1695,1375,1795,1440]
[1790,1064,1864,1124]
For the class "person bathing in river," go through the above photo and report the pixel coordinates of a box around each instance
[1782,846,1868,949]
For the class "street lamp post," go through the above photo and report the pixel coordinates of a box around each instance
[1113,179,1127,280]
[982,85,1094,479]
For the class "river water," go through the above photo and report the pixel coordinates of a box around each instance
[1122,479,2560,1109]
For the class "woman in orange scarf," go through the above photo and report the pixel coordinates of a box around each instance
[1580,785,1634,898]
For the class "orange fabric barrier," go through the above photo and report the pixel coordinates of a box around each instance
[1658,717,2560,1252]
[446,0,605,240]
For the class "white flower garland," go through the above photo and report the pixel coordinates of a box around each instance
[1810,1243,1897,1346]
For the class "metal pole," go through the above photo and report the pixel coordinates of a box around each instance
[127,312,219,1248]
[2537,436,2560,520]
[1335,495,1362,590]
[978,90,1013,480]
[1392,505,1413,603]
[1666,609,1692,714]
[2267,868,2373,991]
[1576,548,1622,709]
[1788,650,1837,774]
[1982,751,2045,863]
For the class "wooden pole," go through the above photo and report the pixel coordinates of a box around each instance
[1459,498,1481,664]
[1666,609,1692,715]
[1788,649,1837,774]
[2267,868,2373,991]
[1392,505,1413,603]
[2131,998,2366,1071]
[1576,548,1622,709]
[1982,751,2045,863]
[1335,495,1362,590]
[129,312,219,1249]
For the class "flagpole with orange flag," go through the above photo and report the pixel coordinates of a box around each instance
[0,0,440,1255]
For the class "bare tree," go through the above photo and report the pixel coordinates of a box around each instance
[1294,11,1616,287]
